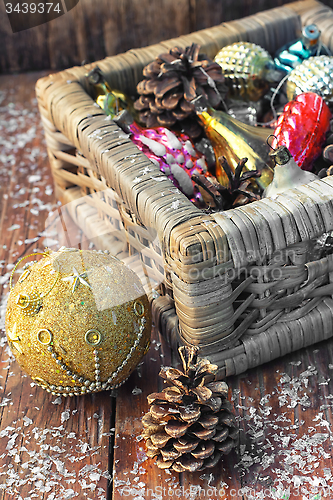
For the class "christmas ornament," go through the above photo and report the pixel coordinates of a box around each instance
[194,136,216,170]
[226,99,261,126]
[323,144,333,165]
[142,346,238,472]
[214,42,282,101]
[192,156,261,211]
[5,248,151,396]
[274,24,330,74]
[87,66,131,119]
[286,56,333,101]
[133,43,227,138]
[272,92,331,171]
[192,95,274,189]
[114,110,208,200]
[263,141,319,199]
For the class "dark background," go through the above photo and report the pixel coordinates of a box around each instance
[1,0,333,74]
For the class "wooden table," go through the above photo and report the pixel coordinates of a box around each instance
[1,71,333,500]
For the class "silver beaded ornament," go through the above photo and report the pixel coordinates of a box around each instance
[286,55,333,101]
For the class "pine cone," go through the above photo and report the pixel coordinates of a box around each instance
[142,346,238,472]
[192,156,262,211]
[134,44,227,138]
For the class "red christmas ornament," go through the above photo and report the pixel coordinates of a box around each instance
[272,92,331,171]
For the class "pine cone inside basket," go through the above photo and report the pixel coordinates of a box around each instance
[192,156,262,211]
[134,44,227,138]
[142,346,238,472]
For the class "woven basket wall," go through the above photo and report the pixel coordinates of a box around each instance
[36,0,333,379]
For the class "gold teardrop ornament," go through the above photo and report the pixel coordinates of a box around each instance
[192,97,274,189]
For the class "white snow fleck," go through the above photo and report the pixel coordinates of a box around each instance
[0,273,10,285]
[170,200,180,210]
[28,174,42,183]
[89,472,101,482]
[7,224,20,231]
[22,416,33,426]
[0,397,12,407]
[61,411,70,423]
[150,176,166,182]
[52,396,62,405]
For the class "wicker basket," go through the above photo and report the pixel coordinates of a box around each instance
[36,0,333,379]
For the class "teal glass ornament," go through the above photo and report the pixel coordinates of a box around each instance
[274,24,330,74]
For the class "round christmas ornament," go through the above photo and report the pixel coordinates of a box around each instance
[286,55,333,101]
[214,42,281,102]
[5,248,151,397]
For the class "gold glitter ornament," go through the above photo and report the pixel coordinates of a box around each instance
[5,247,152,397]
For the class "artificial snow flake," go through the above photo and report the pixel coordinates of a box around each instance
[7,224,20,231]
[61,410,70,423]
[171,200,180,210]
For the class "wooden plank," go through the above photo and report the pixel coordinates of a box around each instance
[112,330,333,500]
[229,340,333,499]
[0,360,113,499]
[112,322,242,499]
[189,0,296,31]
[112,326,176,500]
[0,71,113,499]
[1,0,324,74]
[0,0,190,74]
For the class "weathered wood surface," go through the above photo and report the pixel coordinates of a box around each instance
[0,71,113,499]
[0,0,324,74]
[2,71,333,500]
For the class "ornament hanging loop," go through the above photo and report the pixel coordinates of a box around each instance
[266,136,293,166]
[266,135,278,151]
[9,250,60,300]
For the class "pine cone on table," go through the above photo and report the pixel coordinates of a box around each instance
[142,346,238,472]
[134,44,227,138]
